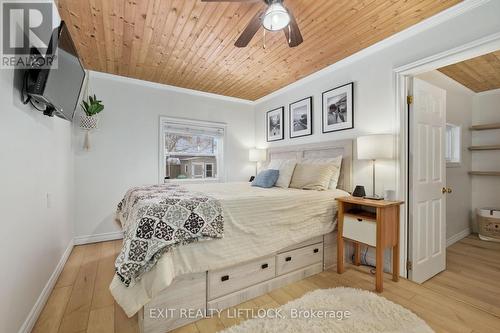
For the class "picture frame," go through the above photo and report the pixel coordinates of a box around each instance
[289,97,313,138]
[322,82,354,133]
[266,107,284,142]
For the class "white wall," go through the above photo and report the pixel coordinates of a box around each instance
[471,89,500,231]
[0,71,74,333]
[0,3,75,332]
[73,72,255,238]
[254,0,500,197]
[417,71,474,240]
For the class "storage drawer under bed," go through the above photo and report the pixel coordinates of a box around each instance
[276,243,323,275]
[208,255,276,300]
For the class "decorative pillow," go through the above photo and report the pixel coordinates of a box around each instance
[267,159,297,188]
[302,155,342,189]
[289,163,338,191]
[251,169,280,188]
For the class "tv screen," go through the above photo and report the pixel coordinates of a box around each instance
[26,21,85,121]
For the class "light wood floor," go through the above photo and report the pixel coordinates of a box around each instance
[32,235,500,333]
[423,235,500,319]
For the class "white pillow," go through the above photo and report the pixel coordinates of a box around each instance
[267,159,282,170]
[301,155,342,189]
[267,159,297,188]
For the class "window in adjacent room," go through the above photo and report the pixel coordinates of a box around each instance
[445,123,461,166]
[160,117,225,182]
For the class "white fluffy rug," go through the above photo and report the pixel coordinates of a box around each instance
[220,287,433,333]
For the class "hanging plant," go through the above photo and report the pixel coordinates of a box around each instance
[80,94,104,150]
[80,94,104,130]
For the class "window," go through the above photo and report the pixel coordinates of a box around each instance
[205,163,214,178]
[445,123,461,166]
[159,117,225,182]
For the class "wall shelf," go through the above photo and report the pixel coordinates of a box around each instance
[468,145,500,151]
[468,171,500,176]
[470,123,500,131]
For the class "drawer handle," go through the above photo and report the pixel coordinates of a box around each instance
[261,263,269,269]
[285,256,292,262]
[221,275,229,282]
[313,248,319,253]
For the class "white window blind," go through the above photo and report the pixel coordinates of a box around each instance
[162,122,225,137]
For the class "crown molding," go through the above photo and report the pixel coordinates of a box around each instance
[254,0,491,105]
[89,70,254,105]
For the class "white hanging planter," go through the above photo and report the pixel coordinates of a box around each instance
[79,73,104,151]
[80,114,99,130]
[80,114,99,150]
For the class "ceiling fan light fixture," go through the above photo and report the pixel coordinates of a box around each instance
[262,3,290,31]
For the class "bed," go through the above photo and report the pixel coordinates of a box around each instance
[110,139,353,333]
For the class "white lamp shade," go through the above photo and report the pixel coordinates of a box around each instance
[357,134,394,160]
[249,148,267,162]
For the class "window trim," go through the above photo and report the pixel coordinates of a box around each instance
[159,116,227,183]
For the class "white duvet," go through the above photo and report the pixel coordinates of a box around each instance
[110,182,349,317]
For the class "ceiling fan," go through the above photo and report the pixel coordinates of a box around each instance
[201,0,303,48]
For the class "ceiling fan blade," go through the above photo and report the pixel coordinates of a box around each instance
[284,8,303,47]
[235,8,265,47]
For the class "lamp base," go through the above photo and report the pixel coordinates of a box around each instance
[363,195,384,201]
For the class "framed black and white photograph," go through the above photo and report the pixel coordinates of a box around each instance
[266,107,284,142]
[322,82,354,133]
[289,97,312,138]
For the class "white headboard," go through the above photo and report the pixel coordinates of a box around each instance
[268,140,353,192]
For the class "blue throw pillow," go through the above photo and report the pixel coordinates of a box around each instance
[251,169,280,188]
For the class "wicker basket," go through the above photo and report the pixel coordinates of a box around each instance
[477,208,500,242]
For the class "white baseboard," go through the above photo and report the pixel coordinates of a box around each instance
[73,230,123,245]
[19,231,124,332]
[18,240,74,333]
[446,228,471,247]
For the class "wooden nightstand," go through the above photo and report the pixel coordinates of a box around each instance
[335,196,404,292]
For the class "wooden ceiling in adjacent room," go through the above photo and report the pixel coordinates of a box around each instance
[58,0,461,100]
[438,51,500,93]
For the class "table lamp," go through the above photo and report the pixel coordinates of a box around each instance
[249,148,267,176]
[357,134,394,200]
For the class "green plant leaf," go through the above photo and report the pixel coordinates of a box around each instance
[81,94,104,116]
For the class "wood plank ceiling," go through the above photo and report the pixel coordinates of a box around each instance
[438,51,500,93]
[58,0,461,101]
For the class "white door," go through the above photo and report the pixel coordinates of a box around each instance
[191,162,204,178]
[409,78,447,283]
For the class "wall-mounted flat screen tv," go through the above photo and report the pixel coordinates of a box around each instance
[25,21,85,121]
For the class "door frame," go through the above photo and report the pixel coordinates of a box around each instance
[393,32,500,279]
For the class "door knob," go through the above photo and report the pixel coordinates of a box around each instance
[442,187,447,194]
[447,187,452,194]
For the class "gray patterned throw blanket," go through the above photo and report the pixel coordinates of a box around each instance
[115,184,224,287]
